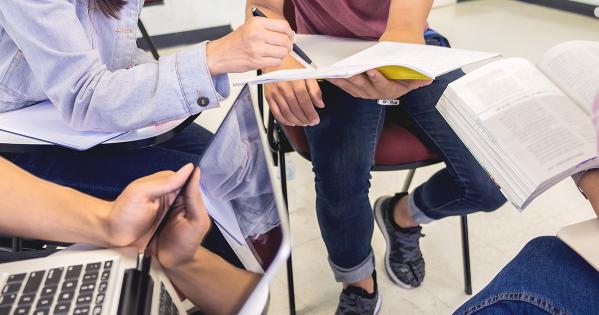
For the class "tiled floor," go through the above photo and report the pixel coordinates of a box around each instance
[159,0,599,314]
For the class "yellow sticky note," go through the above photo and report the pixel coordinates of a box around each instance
[377,66,431,80]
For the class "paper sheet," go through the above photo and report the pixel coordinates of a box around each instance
[0,101,122,150]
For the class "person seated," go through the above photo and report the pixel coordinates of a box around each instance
[0,0,294,201]
[0,158,259,315]
[454,95,599,314]
[246,1,506,313]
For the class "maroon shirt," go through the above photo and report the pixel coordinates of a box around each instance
[292,0,391,40]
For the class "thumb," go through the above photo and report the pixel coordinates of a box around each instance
[141,163,195,198]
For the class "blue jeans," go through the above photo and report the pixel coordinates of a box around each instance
[455,236,599,314]
[304,33,506,283]
[3,123,212,200]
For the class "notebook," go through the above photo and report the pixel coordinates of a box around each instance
[234,35,500,85]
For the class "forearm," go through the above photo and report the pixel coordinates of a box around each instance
[0,158,111,246]
[579,169,599,218]
[166,247,260,315]
[384,0,433,38]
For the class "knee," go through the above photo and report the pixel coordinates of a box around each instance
[463,175,506,212]
[521,236,564,255]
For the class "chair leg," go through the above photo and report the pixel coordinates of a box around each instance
[402,168,417,192]
[137,20,160,60]
[460,215,473,295]
[277,130,297,315]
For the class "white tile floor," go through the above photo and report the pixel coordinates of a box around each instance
[158,0,599,314]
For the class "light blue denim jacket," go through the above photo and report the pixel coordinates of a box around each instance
[0,0,229,132]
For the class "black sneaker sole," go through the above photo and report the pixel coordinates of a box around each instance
[373,195,417,290]
[374,291,382,315]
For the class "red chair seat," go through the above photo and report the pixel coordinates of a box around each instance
[281,119,439,167]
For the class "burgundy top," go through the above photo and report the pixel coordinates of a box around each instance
[292,0,391,40]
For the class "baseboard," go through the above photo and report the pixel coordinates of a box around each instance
[137,25,233,50]
[518,0,598,18]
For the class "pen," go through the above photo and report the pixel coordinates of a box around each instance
[251,7,316,68]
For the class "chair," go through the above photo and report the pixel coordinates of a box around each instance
[139,0,164,60]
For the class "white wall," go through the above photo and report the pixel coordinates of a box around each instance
[139,0,246,36]
[140,0,458,36]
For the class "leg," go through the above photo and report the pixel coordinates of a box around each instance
[3,123,212,200]
[454,236,599,315]
[304,82,385,287]
[393,68,506,224]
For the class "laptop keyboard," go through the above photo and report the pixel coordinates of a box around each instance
[158,284,179,315]
[0,260,113,315]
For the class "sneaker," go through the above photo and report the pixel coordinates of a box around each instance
[335,271,382,315]
[373,193,425,289]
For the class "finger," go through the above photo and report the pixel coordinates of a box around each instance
[274,87,306,125]
[256,56,287,69]
[328,78,361,98]
[184,167,206,222]
[347,73,376,96]
[266,94,293,126]
[293,83,320,125]
[262,31,294,51]
[366,69,391,88]
[260,18,295,40]
[284,86,312,125]
[141,163,194,198]
[306,80,325,108]
[260,45,290,59]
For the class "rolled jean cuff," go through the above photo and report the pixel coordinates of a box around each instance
[408,193,435,224]
[328,249,375,283]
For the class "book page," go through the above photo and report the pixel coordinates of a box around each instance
[538,41,599,113]
[450,58,596,183]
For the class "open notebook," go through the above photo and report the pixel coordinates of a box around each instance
[557,218,599,271]
[235,35,500,85]
[0,101,123,150]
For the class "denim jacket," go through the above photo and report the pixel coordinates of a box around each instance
[0,0,229,132]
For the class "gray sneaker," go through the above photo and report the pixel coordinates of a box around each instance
[335,271,382,315]
[374,193,425,289]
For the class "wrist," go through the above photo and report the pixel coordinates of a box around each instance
[206,40,225,76]
[380,29,425,44]
[88,197,114,247]
[163,247,203,272]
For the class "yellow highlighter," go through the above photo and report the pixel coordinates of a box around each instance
[377,65,432,80]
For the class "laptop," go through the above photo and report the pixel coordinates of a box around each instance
[557,218,599,272]
[0,85,291,315]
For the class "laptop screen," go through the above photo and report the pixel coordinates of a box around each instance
[160,85,290,313]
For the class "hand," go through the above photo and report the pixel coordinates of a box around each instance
[328,69,431,100]
[206,17,294,75]
[106,164,195,249]
[155,167,212,269]
[264,56,324,126]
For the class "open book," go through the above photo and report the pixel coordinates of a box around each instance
[557,218,599,272]
[235,40,500,85]
[437,41,599,210]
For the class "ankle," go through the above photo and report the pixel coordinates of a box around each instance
[392,194,418,228]
[343,276,375,294]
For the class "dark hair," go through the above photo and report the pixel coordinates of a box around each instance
[96,0,127,19]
